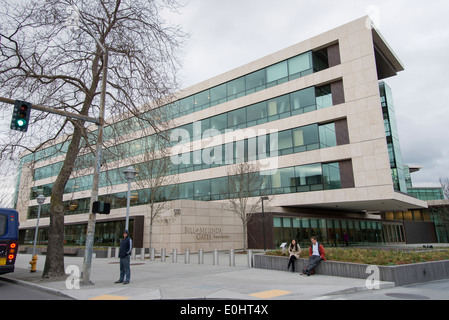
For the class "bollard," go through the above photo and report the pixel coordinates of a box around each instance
[172,248,177,263]
[213,249,219,265]
[161,248,166,262]
[150,247,155,261]
[247,250,253,268]
[131,248,136,260]
[185,249,190,264]
[140,248,146,261]
[115,247,119,258]
[198,249,204,264]
[229,249,235,266]
[107,247,112,258]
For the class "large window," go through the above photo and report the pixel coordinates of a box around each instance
[22,219,134,247]
[319,123,337,148]
[31,119,344,200]
[33,82,342,183]
[29,161,345,218]
[24,44,339,168]
[290,87,316,115]
[322,162,341,190]
[274,217,385,248]
[170,51,315,116]
[267,61,288,85]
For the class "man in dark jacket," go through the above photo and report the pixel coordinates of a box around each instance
[115,230,132,284]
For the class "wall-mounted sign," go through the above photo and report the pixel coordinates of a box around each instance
[184,226,230,241]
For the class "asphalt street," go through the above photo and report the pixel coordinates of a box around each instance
[0,277,72,300]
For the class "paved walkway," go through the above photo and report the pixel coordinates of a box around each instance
[2,251,395,300]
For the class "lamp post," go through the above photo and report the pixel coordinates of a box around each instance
[123,166,137,231]
[30,194,45,272]
[261,196,269,251]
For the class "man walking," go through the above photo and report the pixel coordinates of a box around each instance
[115,230,132,284]
[301,236,325,276]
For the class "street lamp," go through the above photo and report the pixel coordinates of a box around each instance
[30,194,45,272]
[261,196,269,251]
[123,166,137,231]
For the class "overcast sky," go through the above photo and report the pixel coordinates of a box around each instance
[164,0,449,187]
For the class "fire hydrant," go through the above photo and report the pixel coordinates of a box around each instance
[29,255,38,273]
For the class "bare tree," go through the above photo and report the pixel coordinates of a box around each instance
[437,177,449,225]
[133,130,178,250]
[224,162,270,251]
[440,177,449,200]
[0,0,186,278]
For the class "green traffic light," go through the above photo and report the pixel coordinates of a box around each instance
[11,100,32,132]
[16,119,27,127]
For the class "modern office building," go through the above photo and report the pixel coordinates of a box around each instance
[15,16,445,252]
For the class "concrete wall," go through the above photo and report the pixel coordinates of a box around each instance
[147,200,244,253]
[254,254,449,286]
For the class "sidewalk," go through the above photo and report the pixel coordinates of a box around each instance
[2,252,395,300]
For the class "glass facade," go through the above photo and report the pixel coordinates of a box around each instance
[32,83,336,183]
[380,81,407,193]
[407,188,444,201]
[425,207,449,243]
[273,216,386,248]
[22,219,134,247]
[31,82,343,200]
[385,207,449,244]
[22,50,330,168]
[160,50,323,119]
[29,161,344,218]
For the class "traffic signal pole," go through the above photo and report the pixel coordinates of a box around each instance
[0,96,100,125]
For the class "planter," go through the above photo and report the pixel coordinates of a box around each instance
[253,254,449,286]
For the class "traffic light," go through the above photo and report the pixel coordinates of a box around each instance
[11,100,32,132]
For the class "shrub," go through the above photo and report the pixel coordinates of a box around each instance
[266,248,449,265]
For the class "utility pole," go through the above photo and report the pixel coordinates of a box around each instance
[64,3,110,285]
[81,46,108,285]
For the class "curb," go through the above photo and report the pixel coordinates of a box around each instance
[0,276,75,300]
[326,281,396,296]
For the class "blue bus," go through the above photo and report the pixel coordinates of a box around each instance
[0,208,19,275]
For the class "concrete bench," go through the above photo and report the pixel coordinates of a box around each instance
[40,247,79,256]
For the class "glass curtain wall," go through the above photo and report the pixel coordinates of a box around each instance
[273,217,385,248]
[22,220,134,247]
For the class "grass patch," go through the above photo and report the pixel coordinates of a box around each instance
[266,248,449,266]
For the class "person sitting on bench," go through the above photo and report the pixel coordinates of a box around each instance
[301,236,325,276]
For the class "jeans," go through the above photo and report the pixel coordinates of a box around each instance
[288,256,297,272]
[305,255,322,274]
[119,255,131,282]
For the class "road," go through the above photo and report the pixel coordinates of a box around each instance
[313,279,449,300]
[0,277,73,300]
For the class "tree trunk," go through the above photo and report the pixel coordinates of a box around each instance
[42,125,84,278]
[149,222,153,250]
[242,222,248,251]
